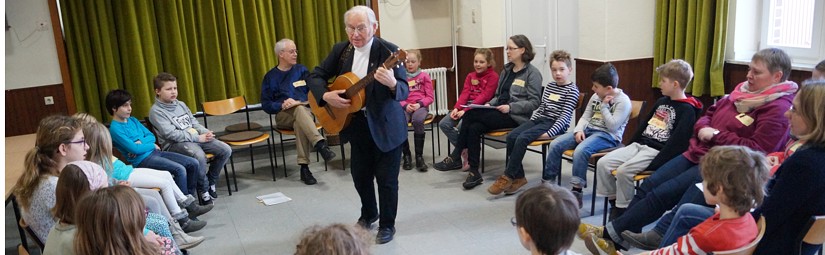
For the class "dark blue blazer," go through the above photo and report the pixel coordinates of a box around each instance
[307,37,409,152]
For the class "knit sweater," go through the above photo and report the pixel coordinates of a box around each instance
[109,117,157,165]
[753,146,825,254]
[630,96,702,171]
[149,99,209,149]
[260,64,310,114]
[529,82,579,137]
[574,90,632,142]
[488,62,543,124]
[683,94,792,163]
[401,70,435,108]
[454,67,499,111]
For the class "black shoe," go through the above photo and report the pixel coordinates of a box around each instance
[185,202,214,218]
[198,192,214,206]
[315,140,336,161]
[434,156,462,171]
[300,166,317,185]
[181,218,207,233]
[208,184,218,199]
[376,227,396,244]
[462,172,483,190]
[402,154,413,170]
[571,190,583,209]
[356,216,379,230]
[415,155,428,172]
[608,207,626,221]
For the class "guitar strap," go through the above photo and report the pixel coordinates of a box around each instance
[337,43,354,75]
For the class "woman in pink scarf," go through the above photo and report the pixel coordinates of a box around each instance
[583,48,798,254]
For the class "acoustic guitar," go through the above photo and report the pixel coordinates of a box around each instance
[308,49,407,134]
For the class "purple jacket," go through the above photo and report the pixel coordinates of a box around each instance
[401,71,434,108]
[683,94,793,163]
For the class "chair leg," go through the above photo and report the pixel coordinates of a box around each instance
[231,165,238,192]
[435,123,441,156]
[279,133,288,176]
[340,143,346,170]
[249,145,256,174]
[602,197,609,225]
[224,164,232,196]
[590,167,597,217]
[430,126,436,165]
[480,136,485,173]
[267,139,276,181]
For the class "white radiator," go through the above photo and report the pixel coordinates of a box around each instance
[421,67,449,115]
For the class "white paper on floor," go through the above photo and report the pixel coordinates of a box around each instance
[256,192,292,206]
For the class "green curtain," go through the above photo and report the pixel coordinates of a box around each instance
[60,0,363,122]
[653,0,728,97]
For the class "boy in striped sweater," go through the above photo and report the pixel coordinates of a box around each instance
[488,50,579,195]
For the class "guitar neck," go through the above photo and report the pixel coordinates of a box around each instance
[345,71,378,98]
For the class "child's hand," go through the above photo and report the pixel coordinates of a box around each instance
[144,231,164,247]
[496,104,510,114]
[575,131,585,143]
[405,104,415,113]
[155,144,161,150]
[117,180,131,187]
[449,109,459,119]
[602,95,614,105]
[135,140,142,145]
[410,103,420,111]
[198,133,209,143]
[455,110,465,119]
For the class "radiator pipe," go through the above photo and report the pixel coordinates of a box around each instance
[450,0,459,104]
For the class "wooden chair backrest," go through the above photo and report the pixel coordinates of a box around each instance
[202,96,247,116]
[803,215,825,245]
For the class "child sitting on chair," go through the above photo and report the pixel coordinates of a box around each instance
[399,49,435,172]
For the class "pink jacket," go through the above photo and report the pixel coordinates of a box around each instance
[401,71,435,108]
[455,67,499,111]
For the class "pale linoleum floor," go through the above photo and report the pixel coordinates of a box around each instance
[5,112,649,255]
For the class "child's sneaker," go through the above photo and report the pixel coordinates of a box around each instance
[487,175,513,195]
[199,192,214,206]
[577,223,604,240]
[208,184,218,199]
[504,177,528,195]
[584,233,618,255]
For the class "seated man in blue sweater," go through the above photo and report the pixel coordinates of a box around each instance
[106,89,206,202]
[261,38,336,185]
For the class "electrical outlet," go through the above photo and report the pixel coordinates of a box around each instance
[44,96,54,105]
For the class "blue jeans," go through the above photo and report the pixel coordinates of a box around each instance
[606,155,701,244]
[167,139,232,189]
[505,119,556,179]
[438,115,461,147]
[657,203,714,247]
[543,129,619,187]
[136,150,199,195]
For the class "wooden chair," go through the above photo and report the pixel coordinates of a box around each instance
[268,113,331,174]
[18,218,44,252]
[18,244,30,255]
[202,96,277,182]
[601,170,654,225]
[800,215,825,255]
[560,100,646,216]
[713,216,766,255]
[146,118,236,194]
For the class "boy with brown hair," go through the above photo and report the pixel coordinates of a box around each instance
[515,184,582,255]
[595,59,702,220]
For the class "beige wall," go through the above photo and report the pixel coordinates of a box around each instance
[5,0,63,89]
[377,0,505,49]
[577,0,655,61]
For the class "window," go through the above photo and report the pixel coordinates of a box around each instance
[729,0,825,68]
[759,0,824,66]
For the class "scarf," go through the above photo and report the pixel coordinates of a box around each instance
[730,80,798,113]
[407,68,422,80]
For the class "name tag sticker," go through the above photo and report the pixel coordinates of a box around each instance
[408,80,417,86]
[513,79,525,87]
[187,128,199,135]
[471,79,479,85]
[293,80,306,87]
[593,112,603,119]
[648,117,666,129]
[736,113,754,126]
[548,93,561,101]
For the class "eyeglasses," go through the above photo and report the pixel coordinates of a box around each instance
[506,46,522,51]
[65,139,86,145]
[282,49,298,55]
[789,105,797,114]
[345,25,369,35]
[510,217,518,227]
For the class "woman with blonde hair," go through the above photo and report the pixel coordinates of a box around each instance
[13,115,87,242]
[74,185,162,255]
[295,223,372,255]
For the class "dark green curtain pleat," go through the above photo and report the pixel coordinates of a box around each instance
[60,0,365,122]
[653,0,728,97]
